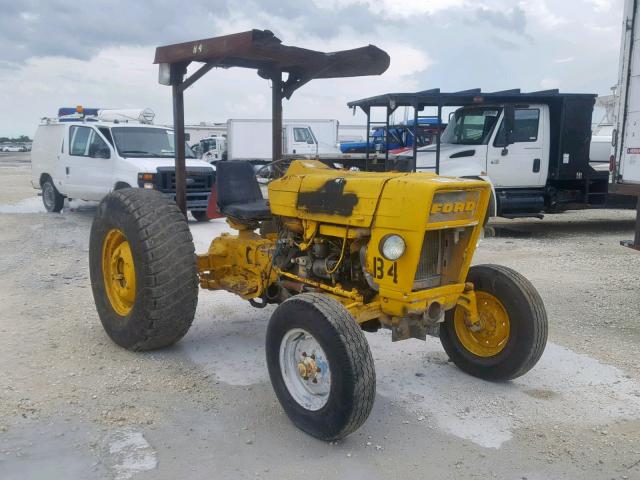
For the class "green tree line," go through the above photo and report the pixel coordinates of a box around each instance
[0,136,32,143]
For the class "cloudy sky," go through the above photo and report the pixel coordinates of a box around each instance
[0,0,623,137]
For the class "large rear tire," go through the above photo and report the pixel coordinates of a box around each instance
[440,264,547,380]
[266,293,375,440]
[89,188,198,351]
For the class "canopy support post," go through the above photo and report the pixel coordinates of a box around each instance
[170,63,188,215]
[271,69,283,162]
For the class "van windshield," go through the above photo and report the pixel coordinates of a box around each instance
[440,107,502,145]
[111,127,195,158]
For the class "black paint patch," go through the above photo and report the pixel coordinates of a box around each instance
[297,178,358,216]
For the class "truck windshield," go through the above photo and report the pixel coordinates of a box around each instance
[440,107,502,145]
[111,127,195,158]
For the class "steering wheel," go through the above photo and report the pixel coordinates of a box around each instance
[254,158,292,185]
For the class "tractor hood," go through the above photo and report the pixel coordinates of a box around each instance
[268,159,489,229]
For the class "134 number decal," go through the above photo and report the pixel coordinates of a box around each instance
[372,257,398,283]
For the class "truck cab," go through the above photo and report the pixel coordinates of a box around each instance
[31,108,215,219]
[376,91,612,219]
[412,104,550,189]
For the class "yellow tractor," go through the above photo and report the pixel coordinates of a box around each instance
[89,31,547,441]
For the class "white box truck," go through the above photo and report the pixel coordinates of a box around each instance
[611,0,640,248]
[196,119,340,162]
[31,107,215,221]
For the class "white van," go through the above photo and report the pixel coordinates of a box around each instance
[31,109,216,220]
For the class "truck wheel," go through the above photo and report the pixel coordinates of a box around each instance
[191,210,210,222]
[42,178,64,213]
[440,264,547,380]
[266,293,375,440]
[89,188,198,351]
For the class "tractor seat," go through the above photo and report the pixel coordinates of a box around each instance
[215,161,272,221]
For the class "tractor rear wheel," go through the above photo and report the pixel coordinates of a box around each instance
[89,188,198,351]
[440,264,547,380]
[266,293,375,440]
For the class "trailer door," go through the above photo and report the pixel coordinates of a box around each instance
[486,107,545,187]
[619,0,640,183]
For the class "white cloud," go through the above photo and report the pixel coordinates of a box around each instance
[540,78,560,89]
[586,0,614,12]
[313,0,467,18]
[519,0,567,28]
[0,0,627,136]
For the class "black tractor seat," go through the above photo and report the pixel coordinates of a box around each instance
[215,161,272,221]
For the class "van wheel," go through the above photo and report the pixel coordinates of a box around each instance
[440,265,547,380]
[42,178,64,213]
[89,188,198,351]
[266,293,376,440]
[191,211,210,222]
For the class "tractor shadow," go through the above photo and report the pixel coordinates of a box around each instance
[487,215,636,240]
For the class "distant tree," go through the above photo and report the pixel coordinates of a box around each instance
[0,135,32,143]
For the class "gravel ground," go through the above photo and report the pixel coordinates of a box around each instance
[1,152,639,480]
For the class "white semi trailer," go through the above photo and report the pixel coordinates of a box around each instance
[611,0,640,249]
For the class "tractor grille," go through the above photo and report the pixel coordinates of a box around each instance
[413,231,443,290]
[156,167,214,193]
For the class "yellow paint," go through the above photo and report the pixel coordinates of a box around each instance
[197,229,276,300]
[102,229,136,316]
[196,159,492,332]
[453,291,510,357]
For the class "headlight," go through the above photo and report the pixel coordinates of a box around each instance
[379,234,406,261]
[137,172,156,189]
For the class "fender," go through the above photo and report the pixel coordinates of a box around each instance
[461,175,497,218]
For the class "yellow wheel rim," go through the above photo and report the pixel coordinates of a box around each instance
[102,229,136,316]
[454,291,510,357]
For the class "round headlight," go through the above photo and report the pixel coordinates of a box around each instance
[380,234,406,261]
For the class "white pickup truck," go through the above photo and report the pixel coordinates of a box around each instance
[31,108,215,221]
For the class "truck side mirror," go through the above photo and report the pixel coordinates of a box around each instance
[503,105,515,146]
[185,133,191,141]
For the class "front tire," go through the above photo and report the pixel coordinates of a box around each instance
[266,293,375,440]
[440,264,547,380]
[42,178,64,213]
[89,188,198,351]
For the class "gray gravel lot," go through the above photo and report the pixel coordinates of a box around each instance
[1,152,639,480]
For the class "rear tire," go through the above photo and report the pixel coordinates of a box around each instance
[266,293,375,440]
[440,264,547,380]
[42,178,64,213]
[89,188,198,351]
[191,210,210,222]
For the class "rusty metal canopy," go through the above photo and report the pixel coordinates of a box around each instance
[154,29,390,98]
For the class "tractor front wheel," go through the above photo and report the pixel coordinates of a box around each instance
[89,188,198,351]
[440,264,547,380]
[266,293,375,440]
